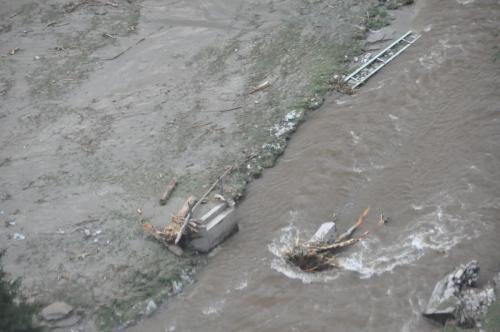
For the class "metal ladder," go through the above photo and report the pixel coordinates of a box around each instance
[344,31,420,89]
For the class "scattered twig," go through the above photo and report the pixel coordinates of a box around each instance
[249,80,270,94]
[9,11,22,19]
[102,33,117,39]
[204,106,243,113]
[189,122,211,129]
[219,106,243,113]
[104,37,145,60]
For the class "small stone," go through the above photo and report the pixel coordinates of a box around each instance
[34,55,40,60]
[367,30,386,44]
[83,229,91,238]
[40,301,73,321]
[167,244,184,257]
[13,233,25,240]
[51,314,81,328]
[145,299,157,316]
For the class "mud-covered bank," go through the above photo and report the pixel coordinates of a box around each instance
[1,0,415,330]
[127,0,500,330]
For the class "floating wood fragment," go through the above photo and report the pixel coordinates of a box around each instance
[159,177,177,205]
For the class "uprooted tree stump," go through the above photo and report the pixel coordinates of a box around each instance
[283,208,386,272]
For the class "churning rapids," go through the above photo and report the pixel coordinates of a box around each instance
[129,1,500,331]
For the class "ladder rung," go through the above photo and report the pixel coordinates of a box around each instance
[343,31,419,87]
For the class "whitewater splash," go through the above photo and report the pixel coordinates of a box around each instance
[268,222,341,284]
[270,194,488,280]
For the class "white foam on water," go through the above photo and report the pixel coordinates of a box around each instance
[350,130,360,145]
[352,166,363,173]
[411,204,423,210]
[235,279,248,290]
[202,299,225,316]
[388,114,401,132]
[270,191,489,281]
[268,223,340,284]
[339,202,485,278]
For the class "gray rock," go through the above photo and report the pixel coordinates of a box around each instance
[493,272,500,293]
[423,261,479,320]
[51,314,82,328]
[459,286,495,327]
[423,260,497,327]
[40,301,74,321]
[367,30,387,44]
[145,299,157,317]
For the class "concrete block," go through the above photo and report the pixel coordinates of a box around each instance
[190,207,238,253]
[309,222,337,244]
[198,202,227,225]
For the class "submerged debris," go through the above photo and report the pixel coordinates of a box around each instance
[283,208,387,272]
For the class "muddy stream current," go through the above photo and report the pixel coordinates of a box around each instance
[130,1,500,331]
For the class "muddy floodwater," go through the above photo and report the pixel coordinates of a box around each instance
[129,1,500,331]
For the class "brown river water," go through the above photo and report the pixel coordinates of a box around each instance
[130,1,500,331]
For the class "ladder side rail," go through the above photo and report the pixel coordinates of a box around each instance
[352,41,414,89]
[351,63,385,88]
[344,31,413,82]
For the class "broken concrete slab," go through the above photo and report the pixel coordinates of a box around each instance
[190,205,238,253]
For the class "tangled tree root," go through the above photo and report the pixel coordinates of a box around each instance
[283,208,386,272]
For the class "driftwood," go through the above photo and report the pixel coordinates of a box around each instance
[143,196,196,244]
[159,177,177,205]
[174,167,233,244]
[143,167,233,247]
[283,208,384,272]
